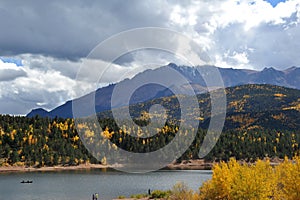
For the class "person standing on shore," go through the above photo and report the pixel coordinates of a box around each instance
[95,193,99,200]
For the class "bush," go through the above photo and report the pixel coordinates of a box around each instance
[199,156,300,200]
[150,189,171,198]
[169,182,198,200]
[275,156,300,200]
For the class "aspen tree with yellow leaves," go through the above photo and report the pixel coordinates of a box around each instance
[198,156,300,200]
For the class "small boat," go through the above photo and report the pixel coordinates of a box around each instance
[21,180,33,184]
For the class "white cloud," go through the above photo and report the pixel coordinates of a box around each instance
[0,60,27,81]
[214,51,252,69]
[167,0,300,69]
[203,0,300,69]
[170,4,199,26]
[206,0,300,32]
[0,56,80,115]
[231,51,249,65]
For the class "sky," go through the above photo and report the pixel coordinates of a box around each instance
[0,0,299,115]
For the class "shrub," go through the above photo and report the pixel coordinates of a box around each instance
[199,156,300,200]
[169,182,197,200]
[275,156,300,200]
[150,189,171,198]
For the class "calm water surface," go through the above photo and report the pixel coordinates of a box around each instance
[0,169,212,200]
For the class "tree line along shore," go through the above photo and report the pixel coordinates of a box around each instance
[0,114,299,169]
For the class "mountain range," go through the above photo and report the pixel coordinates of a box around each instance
[27,63,300,118]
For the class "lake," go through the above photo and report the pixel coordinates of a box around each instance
[0,169,212,200]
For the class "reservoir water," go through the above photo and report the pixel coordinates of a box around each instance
[0,169,212,200]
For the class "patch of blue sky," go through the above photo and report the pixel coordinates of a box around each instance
[264,0,286,7]
[0,57,23,66]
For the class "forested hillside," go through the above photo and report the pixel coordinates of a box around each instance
[1,84,300,167]
[0,116,98,167]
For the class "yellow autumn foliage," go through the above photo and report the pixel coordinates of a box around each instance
[101,127,113,139]
[274,93,286,97]
[72,135,80,142]
[198,156,300,200]
[275,156,300,200]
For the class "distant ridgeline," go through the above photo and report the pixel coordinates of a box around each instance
[0,84,300,167]
[27,64,300,119]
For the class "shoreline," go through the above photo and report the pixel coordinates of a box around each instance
[0,158,284,173]
[0,160,212,173]
[0,163,111,173]
[166,159,213,170]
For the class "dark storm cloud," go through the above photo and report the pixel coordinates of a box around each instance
[0,0,170,61]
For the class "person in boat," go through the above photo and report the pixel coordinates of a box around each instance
[21,180,32,183]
